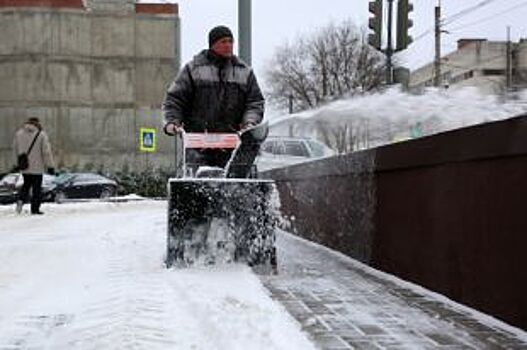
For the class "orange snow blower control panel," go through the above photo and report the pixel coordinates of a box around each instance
[183,133,240,150]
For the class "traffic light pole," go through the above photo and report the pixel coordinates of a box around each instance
[369,0,412,85]
[238,0,252,66]
[386,0,394,85]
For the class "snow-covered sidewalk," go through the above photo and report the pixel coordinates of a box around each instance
[0,201,315,350]
[264,232,527,349]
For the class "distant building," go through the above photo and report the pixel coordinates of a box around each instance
[0,0,180,173]
[410,39,527,94]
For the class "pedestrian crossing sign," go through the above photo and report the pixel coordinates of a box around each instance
[139,128,156,152]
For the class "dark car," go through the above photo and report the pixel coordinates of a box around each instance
[0,185,17,204]
[53,173,118,203]
[0,173,57,204]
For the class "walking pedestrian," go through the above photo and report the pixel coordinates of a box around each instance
[12,117,56,215]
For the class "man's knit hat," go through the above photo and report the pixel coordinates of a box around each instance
[27,117,40,125]
[208,25,233,48]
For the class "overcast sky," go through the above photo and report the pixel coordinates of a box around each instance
[141,0,527,86]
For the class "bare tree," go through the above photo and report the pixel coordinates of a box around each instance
[316,118,374,154]
[319,121,355,154]
[265,20,385,113]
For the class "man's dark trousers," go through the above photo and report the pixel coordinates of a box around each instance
[19,174,43,214]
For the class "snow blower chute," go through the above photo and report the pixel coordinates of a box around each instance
[165,123,277,270]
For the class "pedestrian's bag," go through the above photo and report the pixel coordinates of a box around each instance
[16,130,41,171]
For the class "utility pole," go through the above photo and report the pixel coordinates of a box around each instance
[386,0,394,84]
[434,3,442,87]
[238,0,252,65]
[506,26,512,91]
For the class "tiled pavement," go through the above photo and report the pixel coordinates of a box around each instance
[260,231,527,350]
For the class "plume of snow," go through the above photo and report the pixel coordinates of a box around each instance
[268,87,527,149]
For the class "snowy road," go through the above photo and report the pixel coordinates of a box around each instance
[0,201,315,350]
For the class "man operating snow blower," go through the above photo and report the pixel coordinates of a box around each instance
[162,25,277,270]
[163,25,264,162]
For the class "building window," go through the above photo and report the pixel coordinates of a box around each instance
[449,70,474,84]
[482,69,505,76]
[464,70,474,79]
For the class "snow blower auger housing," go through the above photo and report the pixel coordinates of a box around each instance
[166,123,278,271]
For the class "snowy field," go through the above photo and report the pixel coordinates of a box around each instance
[0,200,315,350]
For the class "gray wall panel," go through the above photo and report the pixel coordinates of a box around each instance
[91,15,134,57]
[92,61,135,104]
[135,17,175,58]
[0,62,19,101]
[0,12,17,55]
[135,60,173,106]
[58,12,91,56]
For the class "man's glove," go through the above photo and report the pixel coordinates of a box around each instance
[47,168,56,175]
[164,122,185,135]
[240,121,256,132]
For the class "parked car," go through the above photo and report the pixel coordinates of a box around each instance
[53,173,118,203]
[256,136,336,172]
[0,173,57,204]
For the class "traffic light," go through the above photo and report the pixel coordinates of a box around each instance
[368,0,383,51]
[396,0,413,51]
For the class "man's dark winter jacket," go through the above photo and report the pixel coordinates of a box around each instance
[162,50,265,133]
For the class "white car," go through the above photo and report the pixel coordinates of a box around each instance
[0,173,57,204]
[256,136,335,172]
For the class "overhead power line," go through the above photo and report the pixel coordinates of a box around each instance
[412,0,524,44]
[413,28,434,43]
[448,1,527,31]
[442,0,500,26]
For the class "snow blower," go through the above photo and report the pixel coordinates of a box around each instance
[165,123,277,271]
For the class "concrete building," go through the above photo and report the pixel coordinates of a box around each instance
[410,39,527,94]
[0,0,180,173]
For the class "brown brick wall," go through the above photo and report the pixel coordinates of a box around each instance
[135,3,178,15]
[0,0,84,8]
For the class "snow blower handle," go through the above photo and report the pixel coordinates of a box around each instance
[174,129,187,178]
[225,122,269,178]
[175,131,241,178]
